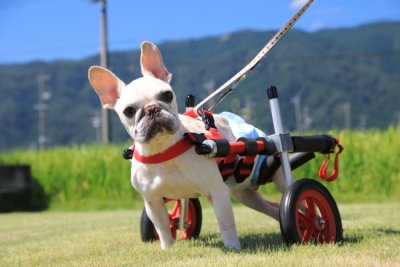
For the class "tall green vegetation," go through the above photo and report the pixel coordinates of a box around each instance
[0,143,137,210]
[288,127,400,201]
[0,128,399,210]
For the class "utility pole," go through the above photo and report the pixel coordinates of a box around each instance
[99,0,111,143]
[359,113,367,131]
[291,96,303,133]
[203,80,215,107]
[91,112,101,143]
[302,105,312,131]
[395,111,400,126]
[340,102,351,130]
[242,97,253,122]
[35,74,50,150]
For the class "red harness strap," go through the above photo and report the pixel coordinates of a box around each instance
[318,138,344,182]
[133,110,257,182]
[183,109,236,180]
[234,155,256,183]
[133,108,223,165]
[133,138,193,164]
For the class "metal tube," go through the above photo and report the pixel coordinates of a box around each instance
[270,99,285,134]
[267,86,293,187]
[179,96,195,231]
[179,199,189,230]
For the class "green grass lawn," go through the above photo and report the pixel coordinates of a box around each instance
[1,202,399,266]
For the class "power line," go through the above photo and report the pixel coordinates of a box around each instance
[1,39,399,63]
[269,50,400,63]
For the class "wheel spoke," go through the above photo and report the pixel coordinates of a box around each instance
[321,216,329,224]
[282,181,341,245]
[179,202,194,240]
[186,203,193,225]
[170,226,177,240]
[312,213,334,243]
[318,231,326,243]
[314,228,328,243]
[297,210,313,224]
[169,201,180,219]
[301,225,315,243]
[305,196,316,217]
[320,216,335,243]
[181,231,188,239]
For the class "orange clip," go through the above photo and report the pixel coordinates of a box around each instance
[318,138,344,182]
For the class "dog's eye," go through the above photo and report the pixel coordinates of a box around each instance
[159,91,173,103]
[123,106,136,118]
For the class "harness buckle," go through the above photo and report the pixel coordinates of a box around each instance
[197,108,210,130]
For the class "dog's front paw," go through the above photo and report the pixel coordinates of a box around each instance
[223,237,241,251]
[221,229,241,251]
[160,238,174,250]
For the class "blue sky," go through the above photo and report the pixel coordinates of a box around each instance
[1,0,399,64]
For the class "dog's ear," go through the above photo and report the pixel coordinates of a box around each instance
[88,66,126,109]
[140,41,172,83]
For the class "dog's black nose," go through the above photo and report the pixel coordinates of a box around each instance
[144,103,161,118]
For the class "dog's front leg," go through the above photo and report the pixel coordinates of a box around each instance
[209,185,241,250]
[143,198,174,249]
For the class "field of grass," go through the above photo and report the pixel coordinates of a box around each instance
[1,202,399,266]
[0,127,399,210]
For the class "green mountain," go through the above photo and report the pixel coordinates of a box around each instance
[0,22,399,149]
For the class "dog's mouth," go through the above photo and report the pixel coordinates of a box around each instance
[133,104,179,143]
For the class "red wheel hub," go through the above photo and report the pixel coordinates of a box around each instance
[295,189,337,244]
[153,199,197,240]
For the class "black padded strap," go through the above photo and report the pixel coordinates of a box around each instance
[237,137,258,156]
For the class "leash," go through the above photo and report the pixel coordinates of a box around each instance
[194,0,314,112]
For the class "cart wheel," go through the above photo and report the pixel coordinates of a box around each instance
[140,198,202,242]
[279,178,342,245]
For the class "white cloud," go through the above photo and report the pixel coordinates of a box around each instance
[310,20,325,31]
[289,0,308,9]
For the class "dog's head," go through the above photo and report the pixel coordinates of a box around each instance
[88,42,180,143]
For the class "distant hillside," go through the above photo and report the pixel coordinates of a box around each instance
[0,22,399,149]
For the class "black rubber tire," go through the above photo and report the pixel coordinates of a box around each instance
[140,198,202,242]
[140,206,157,242]
[279,178,343,245]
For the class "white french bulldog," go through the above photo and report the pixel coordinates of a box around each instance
[88,41,282,250]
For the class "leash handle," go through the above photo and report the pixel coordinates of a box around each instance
[194,0,314,112]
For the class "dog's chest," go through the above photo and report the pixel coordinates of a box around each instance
[130,160,200,199]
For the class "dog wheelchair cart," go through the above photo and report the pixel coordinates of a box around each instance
[123,85,344,245]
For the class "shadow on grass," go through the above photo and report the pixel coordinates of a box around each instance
[376,228,400,236]
[195,228,377,252]
[341,227,400,245]
[195,232,289,253]
[240,232,288,253]
[341,234,364,245]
